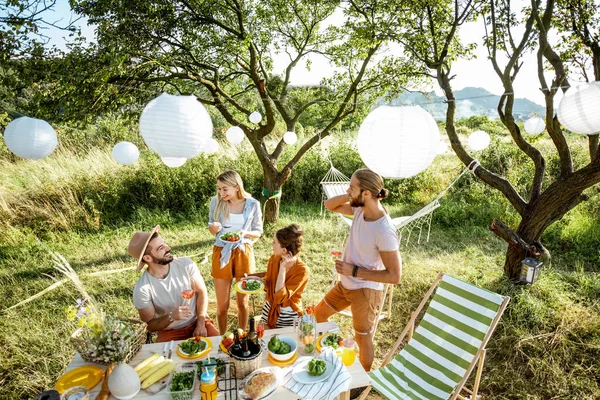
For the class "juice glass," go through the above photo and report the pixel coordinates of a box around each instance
[341,338,356,366]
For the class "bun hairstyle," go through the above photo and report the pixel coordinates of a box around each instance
[353,168,389,200]
[276,224,304,256]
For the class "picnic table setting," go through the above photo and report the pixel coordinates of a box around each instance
[54,320,369,400]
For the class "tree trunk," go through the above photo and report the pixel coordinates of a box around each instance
[261,167,286,224]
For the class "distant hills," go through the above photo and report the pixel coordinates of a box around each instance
[382,87,545,121]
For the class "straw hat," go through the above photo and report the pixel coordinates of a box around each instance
[128,225,160,272]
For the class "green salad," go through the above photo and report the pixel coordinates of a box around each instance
[179,337,207,355]
[170,370,195,398]
[323,333,343,349]
[245,280,261,291]
[268,335,292,354]
[307,359,327,376]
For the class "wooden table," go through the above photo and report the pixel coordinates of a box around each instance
[64,321,370,399]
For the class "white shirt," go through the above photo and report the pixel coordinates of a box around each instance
[222,213,245,233]
[133,257,201,329]
[340,207,399,291]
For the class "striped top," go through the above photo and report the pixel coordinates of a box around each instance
[369,274,507,400]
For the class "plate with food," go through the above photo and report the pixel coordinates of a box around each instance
[219,330,240,353]
[238,367,281,400]
[234,279,264,294]
[315,332,344,352]
[291,358,334,384]
[176,336,212,359]
[220,232,241,243]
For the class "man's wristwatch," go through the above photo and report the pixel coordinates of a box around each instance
[168,311,174,323]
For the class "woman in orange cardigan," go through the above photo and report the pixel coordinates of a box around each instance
[245,224,308,329]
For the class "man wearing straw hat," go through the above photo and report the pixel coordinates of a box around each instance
[129,225,219,342]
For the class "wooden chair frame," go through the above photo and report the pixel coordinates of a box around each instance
[358,271,510,400]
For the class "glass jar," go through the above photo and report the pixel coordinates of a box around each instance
[60,386,89,400]
[340,338,356,366]
[296,311,317,354]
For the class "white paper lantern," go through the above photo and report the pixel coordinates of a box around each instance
[3,116,58,160]
[111,141,139,165]
[204,138,219,154]
[162,157,187,168]
[107,363,140,400]
[139,93,213,158]
[468,130,491,151]
[557,81,600,135]
[524,117,545,135]
[357,105,440,178]
[283,131,297,145]
[226,126,244,144]
[249,111,262,124]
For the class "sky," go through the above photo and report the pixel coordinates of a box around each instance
[40,0,593,108]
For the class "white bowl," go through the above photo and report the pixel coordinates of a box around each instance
[268,335,297,362]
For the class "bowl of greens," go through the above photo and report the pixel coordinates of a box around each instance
[177,336,210,358]
[166,363,197,400]
[267,335,297,362]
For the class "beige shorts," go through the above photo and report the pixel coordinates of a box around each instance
[323,282,384,335]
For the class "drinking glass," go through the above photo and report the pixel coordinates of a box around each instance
[341,338,356,366]
[181,285,194,307]
[256,320,265,339]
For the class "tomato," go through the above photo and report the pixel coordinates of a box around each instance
[194,336,202,342]
[242,281,247,290]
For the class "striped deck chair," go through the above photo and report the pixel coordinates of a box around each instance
[360,272,510,400]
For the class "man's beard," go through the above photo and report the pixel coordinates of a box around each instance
[349,195,364,207]
[153,253,174,265]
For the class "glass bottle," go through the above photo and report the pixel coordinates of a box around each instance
[200,369,217,400]
[247,317,258,347]
[230,331,242,357]
[241,338,251,358]
[296,307,317,354]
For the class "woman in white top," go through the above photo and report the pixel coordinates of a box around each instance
[208,170,263,334]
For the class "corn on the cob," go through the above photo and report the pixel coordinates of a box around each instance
[137,355,165,378]
[141,360,174,389]
[134,353,161,372]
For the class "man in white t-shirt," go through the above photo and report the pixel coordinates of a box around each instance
[129,225,219,342]
[315,168,402,372]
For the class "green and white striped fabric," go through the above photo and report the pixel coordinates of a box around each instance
[369,274,505,400]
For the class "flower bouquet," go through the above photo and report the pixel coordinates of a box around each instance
[54,253,146,365]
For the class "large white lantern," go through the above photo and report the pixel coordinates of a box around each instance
[283,131,297,145]
[524,117,545,135]
[249,111,262,124]
[468,130,491,151]
[139,93,213,158]
[226,126,244,144]
[111,141,139,165]
[3,116,58,160]
[357,105,440,178]
[557,81,600,135]
[162,157,187,168]
[205,138,219,154]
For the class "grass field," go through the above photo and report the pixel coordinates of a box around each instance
[1,134,599,399]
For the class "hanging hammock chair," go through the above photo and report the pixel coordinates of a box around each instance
[320,162,469,245]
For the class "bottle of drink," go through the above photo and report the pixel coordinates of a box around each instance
[241,338,251,358]
[231,331,243,357]
[247,317,258,347]
[200,368,217,400]
[341,338,356,366]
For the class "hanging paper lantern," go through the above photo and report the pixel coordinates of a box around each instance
[162,157,187,168]
[226,126,244,144]
[3,116,58,160]
[524,117,545,135]
[249,111,262,124]
[468,130,490,151]
[139,93,212,158]
[111,141,139,165]
[557,81,600,135]
[357,105,440,178]
[205,138,219,154]
[283,131,297,145]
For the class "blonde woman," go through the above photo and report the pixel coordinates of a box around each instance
[208,170,263,333]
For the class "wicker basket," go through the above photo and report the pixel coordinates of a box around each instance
[229,343,264,379]
[70,318,146,365]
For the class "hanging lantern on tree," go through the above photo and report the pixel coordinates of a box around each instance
[111,141,139,165]
[162,157,187,168]
[249,111,262,124]
[3,116,58,160]
[520,257,543,285]
[468,130,491,151]
[357,105,440,178]
[226,126,244,145]
[204,138,219,154]
[524,116,545,135]
[139,93,212,158]
[557,81,600,135]
[283,131,297,145]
